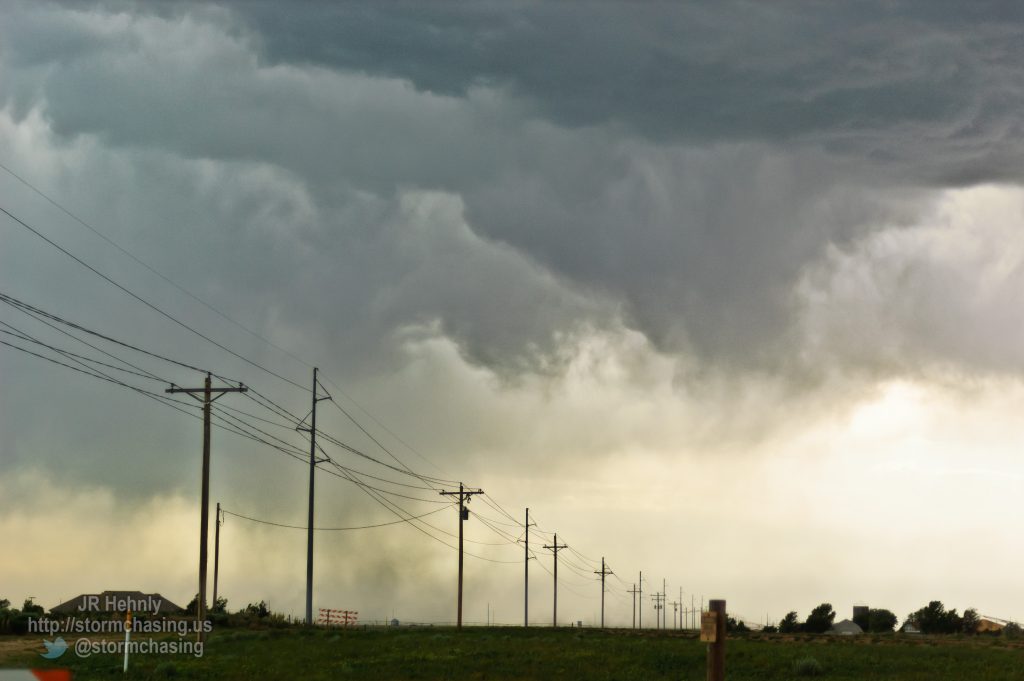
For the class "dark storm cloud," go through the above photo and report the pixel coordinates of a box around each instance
[2,0,1024,382]
[229,1,1024,182]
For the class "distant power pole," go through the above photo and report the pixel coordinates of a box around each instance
[652,591,665,629]
[212,502,223,608]
[440,483,483,628]
[524,508,535,627]
[671,600,680,629]
[166,372,247,637]
[296,367,332,625]
[678,587,682,630]
[627,583,639,629]
[542,534,568,627]
[638,571,643,629]
[594,557,613,628]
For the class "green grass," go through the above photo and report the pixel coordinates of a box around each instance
[5,628,1024,680]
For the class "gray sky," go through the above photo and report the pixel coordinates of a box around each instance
[3,0,1024,627]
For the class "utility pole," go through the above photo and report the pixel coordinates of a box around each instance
[295,367,332,625]
[638,571,643,629]
[652,591,665,629]
[594,557,613,628]
[440,483,483,628]
[166,373,246,637]
[524,508,535,627]
[671,600,680,629]
[628,584,639,629]
[542,534,567,627]
[212,503,222,608]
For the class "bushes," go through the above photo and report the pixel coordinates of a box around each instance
[793,657,824,676]
[0,598,41,635]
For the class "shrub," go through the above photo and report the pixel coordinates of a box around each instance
[793,657,824,676]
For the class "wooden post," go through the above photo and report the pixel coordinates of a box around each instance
[705,599,726,681]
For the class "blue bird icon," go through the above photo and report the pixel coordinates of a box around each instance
[40,636,68,659]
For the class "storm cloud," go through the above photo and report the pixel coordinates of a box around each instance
[4,1,1024,625]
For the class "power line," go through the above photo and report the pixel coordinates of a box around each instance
[0,204,309,391]
[0,160,461,497]
[222,505,450,531]
[0,159,317,375]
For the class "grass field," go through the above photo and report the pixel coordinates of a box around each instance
[5,627,1024,680]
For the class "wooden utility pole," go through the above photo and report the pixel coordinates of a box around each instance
[166,373,247,637]
[542,534,567,627]
[628,583,640,629]
[638,571,643,629]
[671,600,680,629]
[594,557,613,628]
[652,590,665,629]
[212,502,222,608]
[440,483,483,628]
[296,368,331,625]
[524,508,535,627]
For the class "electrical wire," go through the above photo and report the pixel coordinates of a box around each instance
[0,204,308,391]
[0,159,317,376]
[222,505,450,531]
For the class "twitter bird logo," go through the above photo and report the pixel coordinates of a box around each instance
[40,637,68,659]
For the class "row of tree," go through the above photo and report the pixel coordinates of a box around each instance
[904,601,990,635]
[762,600,1018,636]
[764,603,898,634]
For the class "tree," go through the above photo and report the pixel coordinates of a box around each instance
[867,608,897,633]
[211,597,228,614]
[21,599,43,615]
[184,594,203,616]
[962,608,979,635]
[779,611,801,634]
[244,601,270,618]
[0,599,10,611]
[907,601,962,635]
[762,625,778,633]
[726,617,749,633]
[804,603,836,634]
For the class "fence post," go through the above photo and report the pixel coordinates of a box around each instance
[703,599,726,681]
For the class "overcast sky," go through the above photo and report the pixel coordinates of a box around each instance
[4,0,1024,628]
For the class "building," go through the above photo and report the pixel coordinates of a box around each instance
[50,591,185,615]
[830,619,864,636]
[977,618,1006,634]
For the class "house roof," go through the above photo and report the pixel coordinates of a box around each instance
[50,591,185,614]
[830,619,864,635]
